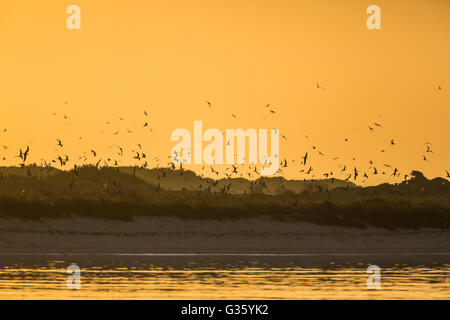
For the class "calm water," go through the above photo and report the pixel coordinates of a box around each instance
[0,253,448,299]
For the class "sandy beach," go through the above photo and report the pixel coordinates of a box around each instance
[1,217,449,262]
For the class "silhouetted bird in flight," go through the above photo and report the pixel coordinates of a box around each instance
[210,166,219,176]
[18,146,30,163]
[57,139,63,147]
[301,152,308,165]
[392,168,398,176]
[23,147,29,162]
[353,167,358,180]
[316,82,326,89]
[57,155,65,166]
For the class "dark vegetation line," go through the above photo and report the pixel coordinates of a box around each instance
[0,165,448,230]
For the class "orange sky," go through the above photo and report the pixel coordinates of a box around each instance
[0,0,449,185]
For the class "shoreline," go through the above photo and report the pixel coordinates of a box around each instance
[1,216,449,265]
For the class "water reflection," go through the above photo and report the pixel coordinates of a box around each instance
[0,255,448,299]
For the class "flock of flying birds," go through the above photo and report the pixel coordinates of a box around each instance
[3,83,449,186]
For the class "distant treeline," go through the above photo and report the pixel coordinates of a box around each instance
[0,165,448,229]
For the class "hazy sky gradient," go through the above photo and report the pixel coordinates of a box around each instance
[0,0,449,184]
